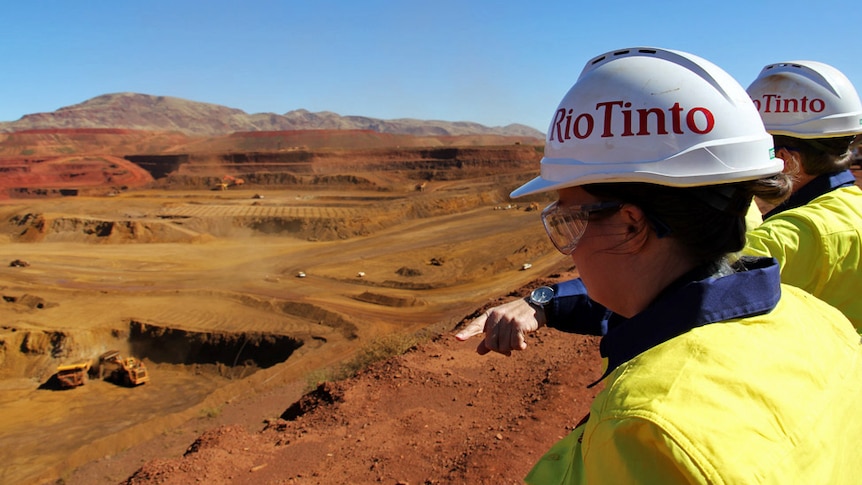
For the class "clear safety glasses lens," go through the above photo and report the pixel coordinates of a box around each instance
[541,201,621,255]
[541,201,588,255]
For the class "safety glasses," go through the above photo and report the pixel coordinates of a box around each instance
[541,200,623,255]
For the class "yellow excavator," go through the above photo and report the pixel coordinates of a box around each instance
[95,350,150,386]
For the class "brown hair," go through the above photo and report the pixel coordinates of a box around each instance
[583,175,791,266]
[773,135,856,176]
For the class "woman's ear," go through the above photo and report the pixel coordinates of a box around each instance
[776,148,801,177]
[613,203,651,251]
[617,203,648,232]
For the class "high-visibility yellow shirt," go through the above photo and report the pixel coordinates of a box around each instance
[744,198,763,231]
[744,184,862,330]
[527,262,862,484]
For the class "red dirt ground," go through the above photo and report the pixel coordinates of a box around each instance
[63,269,605,485]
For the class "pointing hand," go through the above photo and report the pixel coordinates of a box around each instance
[455,297,545,356]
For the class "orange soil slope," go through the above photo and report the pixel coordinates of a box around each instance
[0,128,543,198]
[0,155,154,196]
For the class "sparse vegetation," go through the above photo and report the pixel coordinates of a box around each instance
[304,330,430,392]
[198,405,222,419]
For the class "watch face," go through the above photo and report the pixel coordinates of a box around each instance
[531,286,554,305]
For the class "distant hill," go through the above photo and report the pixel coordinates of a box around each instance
[0,93,545,139]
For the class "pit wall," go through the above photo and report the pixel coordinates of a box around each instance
[131,145,543,189]
[0,320,303,383]
[0,325,124,382]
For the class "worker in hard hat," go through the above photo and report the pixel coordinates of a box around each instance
[456,47,862,484]
[457,60,862,343]
[743,60,862,330]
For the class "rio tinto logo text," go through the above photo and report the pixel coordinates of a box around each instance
[752,94,826,114]
[550,100,715,142]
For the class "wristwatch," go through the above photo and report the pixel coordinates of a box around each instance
[529,286,554,307]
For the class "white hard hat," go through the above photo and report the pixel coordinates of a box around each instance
[746,60,862,139]
[511,47,782,198]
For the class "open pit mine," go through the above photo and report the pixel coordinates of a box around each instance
[0,127,571,484]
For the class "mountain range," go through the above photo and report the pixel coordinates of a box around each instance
[0,93,544,139]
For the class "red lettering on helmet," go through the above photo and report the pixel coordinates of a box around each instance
[595,101,624,137]
[752,94,826,114]
[783,98,800,112]
[621,102,634,136]
[669,103,684,134]
[636,108,668,136]
[687,107,715,134]
[550,100,715,141]
[808,98,825,112]
[550,108,566,142]
[573,113,594,139]
[564,109,574,140]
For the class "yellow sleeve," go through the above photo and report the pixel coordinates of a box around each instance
[581,417,705,484]
[744,199,763,231]
[744,215,820,294]
[526,418,708,485]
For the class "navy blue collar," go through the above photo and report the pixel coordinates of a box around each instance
[764,169,856,219]
[590,257,781,387]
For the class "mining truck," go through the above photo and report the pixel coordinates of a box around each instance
[95,350,150,386]
[56,361,91,388]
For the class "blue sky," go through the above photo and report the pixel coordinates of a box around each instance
[1,0,859,132]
